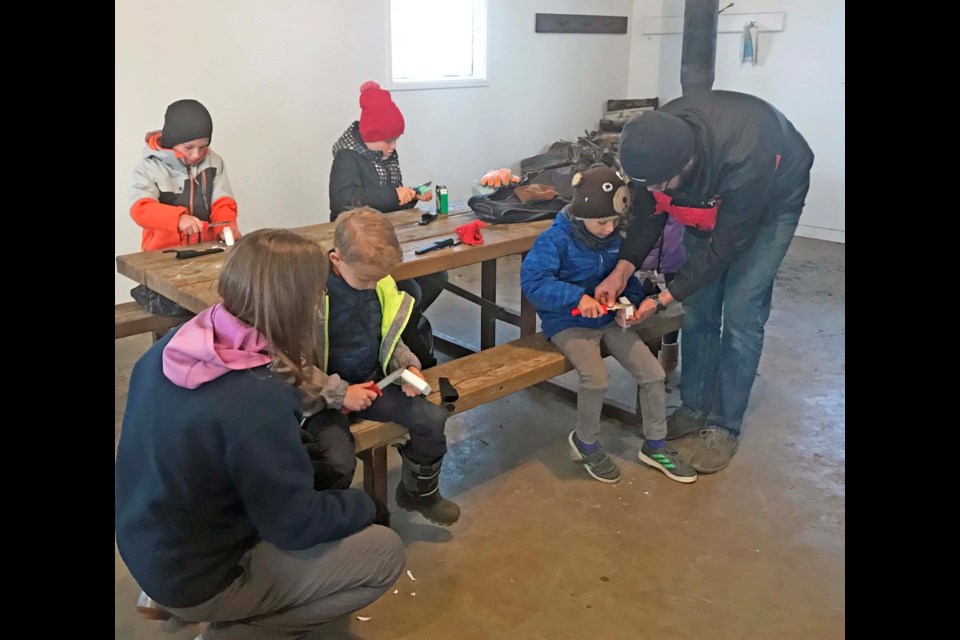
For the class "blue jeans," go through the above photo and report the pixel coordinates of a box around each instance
[679,198,806,435]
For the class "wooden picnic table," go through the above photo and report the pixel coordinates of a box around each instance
[115,201,553,351]
[117,201,684,497]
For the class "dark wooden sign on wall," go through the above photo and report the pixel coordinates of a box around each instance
[535,13,628,34]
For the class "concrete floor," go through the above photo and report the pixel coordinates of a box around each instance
[115,236,845,640]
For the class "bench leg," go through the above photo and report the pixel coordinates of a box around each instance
[519,294,536,336]
[359,446,389,509]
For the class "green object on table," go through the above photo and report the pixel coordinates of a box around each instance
[436,185,449,214]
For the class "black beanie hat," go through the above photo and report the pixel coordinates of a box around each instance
[570,164,631,219]
[618,111,695,186]
[161,99,213,148]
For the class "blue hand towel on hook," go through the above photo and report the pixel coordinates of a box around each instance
[741,21,758,64]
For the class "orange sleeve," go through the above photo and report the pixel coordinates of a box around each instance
[209,196,238,224]
[130,198,188,232]
[130,198,191,250]
[207,196,239,241]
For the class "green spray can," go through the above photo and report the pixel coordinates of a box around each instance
[436,185,449,215]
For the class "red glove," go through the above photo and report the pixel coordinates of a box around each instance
[455,220,487,245]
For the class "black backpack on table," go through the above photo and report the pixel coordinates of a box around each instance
[467,181,568,225]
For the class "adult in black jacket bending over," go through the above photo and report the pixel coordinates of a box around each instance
[596,90,814,475]
[115,229,405,639]
[329,80,445,368]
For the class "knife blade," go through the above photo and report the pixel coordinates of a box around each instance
[200,221,231,231]
[376,367,407,390]
[411,181,432,195]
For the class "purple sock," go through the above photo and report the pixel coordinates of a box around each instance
[647,438,666,450]
[575,434,600,453]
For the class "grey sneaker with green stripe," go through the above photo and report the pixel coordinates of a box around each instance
[568,430,622,483]
[638,440,698,483]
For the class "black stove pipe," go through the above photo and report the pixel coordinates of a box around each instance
[680,0,719,95]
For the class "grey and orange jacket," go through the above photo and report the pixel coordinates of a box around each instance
[129,131,238,251]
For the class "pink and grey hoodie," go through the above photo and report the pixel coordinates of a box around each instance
[162,303,272,389]
[161,303,346,415]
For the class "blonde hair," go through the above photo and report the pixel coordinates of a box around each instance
[333,207,403,274]
[217,229,327,390]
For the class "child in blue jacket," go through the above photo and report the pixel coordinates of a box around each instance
[521,165,697,484]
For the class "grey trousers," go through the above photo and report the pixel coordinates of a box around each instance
[552,324,667,443]
[165,525,405,640]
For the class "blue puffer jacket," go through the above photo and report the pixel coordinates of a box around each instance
[521,210,646,339]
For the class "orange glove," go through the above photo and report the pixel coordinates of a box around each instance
[480,168,520,188]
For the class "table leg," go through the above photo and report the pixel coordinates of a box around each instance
[480,259,497,350]
[518,252,536,337]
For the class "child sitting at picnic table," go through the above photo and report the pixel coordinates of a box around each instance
[299,207,461,526]
[128,98,240,316]
[521,165,697,484]
[329,81,443,369]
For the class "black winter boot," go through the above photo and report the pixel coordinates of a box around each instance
[395,449,461,526]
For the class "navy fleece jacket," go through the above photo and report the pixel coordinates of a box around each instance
[115,306,375,608]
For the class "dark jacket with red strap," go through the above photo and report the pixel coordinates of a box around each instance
[619,90,814,301]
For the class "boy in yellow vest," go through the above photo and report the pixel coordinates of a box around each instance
[300,207,460,527]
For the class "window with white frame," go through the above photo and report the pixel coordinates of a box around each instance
[387,0,487,90]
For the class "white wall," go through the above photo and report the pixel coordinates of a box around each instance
[627,0,845,243]
[626,0,664,98]
[115,0,634,302]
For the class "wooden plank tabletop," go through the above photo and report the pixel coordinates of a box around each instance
[116,201,553,314]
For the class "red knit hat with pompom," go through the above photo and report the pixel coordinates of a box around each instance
[358,81,405,142]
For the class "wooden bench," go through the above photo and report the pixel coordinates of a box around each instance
[351,304,684,505]
[115,302,187,341]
